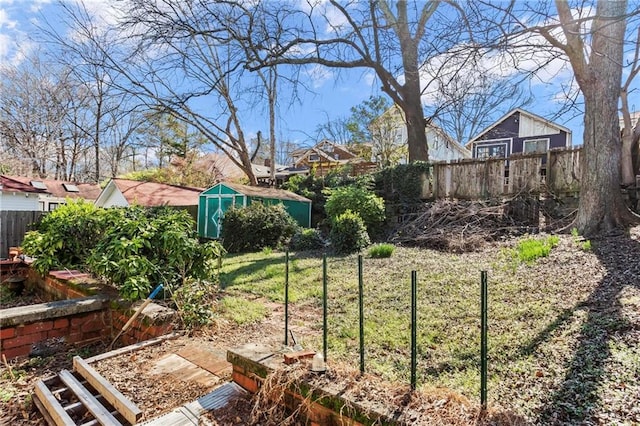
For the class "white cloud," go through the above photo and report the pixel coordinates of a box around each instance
[0,8,17,29]
[363,70,376,86]
[304,64,334,89]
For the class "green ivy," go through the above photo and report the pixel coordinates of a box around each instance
[374,162,432,205]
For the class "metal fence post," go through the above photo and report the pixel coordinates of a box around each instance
[480,270,488,409]
[323,254,328,362]
[411,270,417,390]
[358,254,365,375]
[284,250,289,346]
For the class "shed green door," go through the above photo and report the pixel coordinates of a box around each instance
[206,196,235,238]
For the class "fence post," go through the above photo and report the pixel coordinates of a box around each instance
[480,270,488,409]
[410,270,417,390]
[323,254,328,362]
[358,254,365,375]
[284,250,289,346]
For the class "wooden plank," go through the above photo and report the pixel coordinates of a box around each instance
[34,380,76,426]
[73,357,142,424]
[58,369,122,426]
[63,395,105,414]
[32,393,59,426]
[149,354,219,388]
[176,346,231,375]
[84,332,181,364]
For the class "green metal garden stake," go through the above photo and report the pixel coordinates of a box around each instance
[411,270,417,391]
[323,254,328,362]
[358,255,365,375]
[284,250,289,346]
[480,270,488,410]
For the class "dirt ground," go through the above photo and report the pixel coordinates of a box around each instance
[1,226,639,425]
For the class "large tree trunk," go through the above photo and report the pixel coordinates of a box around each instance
[573,0,632,235]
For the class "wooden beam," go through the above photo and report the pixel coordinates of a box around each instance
[34,380,75,426]
[73,356,142,424]
[84,332,180,364]
[58,369,122,426]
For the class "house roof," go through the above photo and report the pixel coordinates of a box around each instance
[108,179,203,206]
[196,153,279,181]
[4,175,101,200]
[293,139,362,167]
[466,108,572,147]
[0,175,48,194]
[220,182,311,203]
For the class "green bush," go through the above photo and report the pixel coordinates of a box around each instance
[329,210,370,254]
[221,203,299,253]
[289,228,326,251]
[325,185,385,236]
[22,200,121,275]
[86,206,224,300]
[172,279,217,329]
[368,243,395,258]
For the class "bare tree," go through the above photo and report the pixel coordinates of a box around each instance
[620,27,640,186]
[243,1,473,163]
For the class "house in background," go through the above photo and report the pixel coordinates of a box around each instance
[0,175,46,211]
[292,139,375,176]
[3,176,101,211]
[94,178,202,208]
[465,108,572,159]
[369,105,471,165]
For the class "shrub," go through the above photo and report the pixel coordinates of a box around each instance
[325,185,385,236]
[329,210,370,254]
[87,206,224,300]
[22,200,121,275]
[368,243,395,258]
[221,203,299,253]
[172,279,217,329]
[289,228,326,251]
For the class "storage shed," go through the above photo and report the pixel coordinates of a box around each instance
[198,182,311,239]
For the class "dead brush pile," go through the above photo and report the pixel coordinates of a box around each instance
[389,200,530,252]
[249,362,526,425]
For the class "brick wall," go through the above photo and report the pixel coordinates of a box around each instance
[111,310,174,347]
[0,310,110,359]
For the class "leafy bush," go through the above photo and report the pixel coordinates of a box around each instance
[289,228,326,251]
[221,203,299,253]
[87,206,224,300]
[325,185,385,236]
[516,235,559,263]
[329,210,370,254]
[22,200,120,275]
[368,243,395,258]
[172,279,217,328]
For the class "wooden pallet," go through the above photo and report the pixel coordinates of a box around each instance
[33,356,142,426]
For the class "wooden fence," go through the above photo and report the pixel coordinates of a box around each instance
[0,211,46,259]
[423,147,582,200]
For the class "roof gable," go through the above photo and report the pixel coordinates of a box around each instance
[466,108,572,147]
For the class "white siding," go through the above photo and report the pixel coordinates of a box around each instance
[519,115,560,138]
[0,192,40,211]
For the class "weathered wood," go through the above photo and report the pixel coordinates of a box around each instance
[509,156,543,194]
[58,369,122,426]
[84,332,181,364]
[176,346,231,376]
[0,210,45,259]
[73,356,142,424]
[32,393,60,426]
[34,380,76,426]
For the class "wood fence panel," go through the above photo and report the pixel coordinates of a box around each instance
[485,159,506,199]
[434,163,451,198]
[449,160,486,199]
[547,148,582,195]
[0,211,45,258]
[509,156,544,195]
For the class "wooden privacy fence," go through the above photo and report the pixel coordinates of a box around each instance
[0,210,45,258]
[425,147,582,200]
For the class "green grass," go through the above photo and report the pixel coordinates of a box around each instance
[368,243,395,258]
[213,240,629,421]
[515,235,559,263]
[219,296,268,325]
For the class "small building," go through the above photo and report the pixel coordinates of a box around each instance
[198,182,311,239]
[465,108,572,159]
[292,140,374,176]
[0,175,45,211]
[94,178,203,208]
[3,175,101,211]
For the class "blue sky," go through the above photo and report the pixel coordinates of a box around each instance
[1,0,639,150]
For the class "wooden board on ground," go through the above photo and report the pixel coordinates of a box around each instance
[58,370,122,426]
[149,354,220,388]
[73,356,142,425]
[176,346,231,377]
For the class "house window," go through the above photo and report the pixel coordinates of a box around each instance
[63,183,79,192]
[309,154,320,162]
[48,202,59,211]
[523,138,549,154]
[476,143,507,159]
